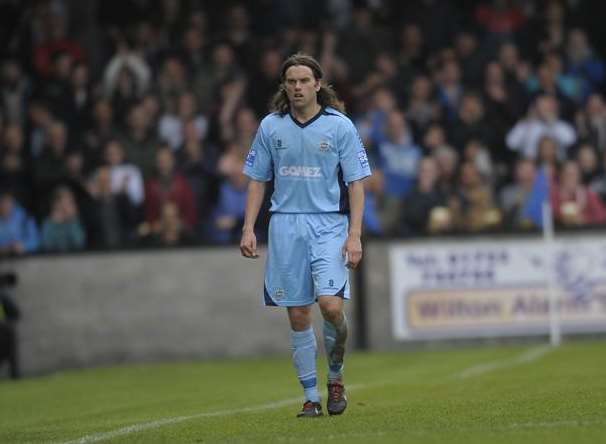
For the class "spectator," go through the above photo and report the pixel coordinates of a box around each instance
[565,29,605,100]
[337,6,385,84]
[576,144,600,184]
[537,0,567,55]
[209,143,249,243]
[0,60,29,124]
[452,161,501,232]
[356,87,398,149]
[103,44,151,103]
[222,5,257,73]
[474,0,527,40]
[33,9,83,78]
[396,23,427,75]
[141,93,162,129]
[377,110,422,199]
[0,190,39,255]
[500,159,537,229]
[497,42,522,82]
[158,54,189,107]
[527,61,575,118]
[248,49,282,118]
[435,59,464,122]
[0,124,31,208]
[180,25,209,81]
[40,186,86,252]
[552,160,606,226]
[33,121,71,213]
[158,90,208,151]
[421,123,449,154]
[177,119,218,226]
[401,157,449,235]
[482,61,525,167]
[448,92,493,152]
[84,99,118,166]
[406,75,439,137]
[144,146,197,230]
[506,94,576,160]
[193,43,244,115]
[66,61,93,136]
[103,140,145,208]
[433,145,460,197]
[454,31,485,87]
[231,107,259,150]
[575,93,606,153]
[40,50,75,124]
[27,100,54,158]
[139,201,196,247]
[362,167,384,236]
[87,166,138,249]
[463,139,494,180]
[543,51,584,104]
[118,104,159,179]
[536,135,561,170]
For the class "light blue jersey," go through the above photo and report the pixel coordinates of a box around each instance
[243,107,372,213]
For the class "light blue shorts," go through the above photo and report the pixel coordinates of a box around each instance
[263,213,351,307]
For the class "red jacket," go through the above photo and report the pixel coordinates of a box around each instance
[144,173,197,228]
[551,185,606,225]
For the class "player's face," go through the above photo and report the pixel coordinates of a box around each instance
[283,65,320,112]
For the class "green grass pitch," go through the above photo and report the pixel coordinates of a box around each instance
[1,340,605,443]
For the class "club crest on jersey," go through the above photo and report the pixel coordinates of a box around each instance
[319,141,331,152]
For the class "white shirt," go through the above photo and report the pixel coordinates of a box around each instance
[506,117,577,160]
[109,164,145,206]
[158,115,208,150]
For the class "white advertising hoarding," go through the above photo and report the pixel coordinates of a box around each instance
[389,236,606,340]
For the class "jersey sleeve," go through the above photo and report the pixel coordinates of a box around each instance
[338,121,372,183]
[242,120,273,182]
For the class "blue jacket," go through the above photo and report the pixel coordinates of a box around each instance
[0,204,40,253]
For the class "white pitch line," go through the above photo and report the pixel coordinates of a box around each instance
[48,384,368,444]
[49,398,301,444]
[49,346,554,444]
[454,345,552,379]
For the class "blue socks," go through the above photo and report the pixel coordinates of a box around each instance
[290,328,320,403]
[323,314,348,382]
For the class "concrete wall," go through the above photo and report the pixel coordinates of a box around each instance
[10,248,356,376]
[363,241,397,350]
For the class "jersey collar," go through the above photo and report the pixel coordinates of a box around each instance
[289,106,325,128]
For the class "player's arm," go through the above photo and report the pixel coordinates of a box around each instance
[240,179,266,258]
[343,179,365,269]
[338,120,371,269]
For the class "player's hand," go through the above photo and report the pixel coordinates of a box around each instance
[342,235,362,269]
[240,229,259,258]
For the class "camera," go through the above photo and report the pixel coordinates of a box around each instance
[0,272,17,288]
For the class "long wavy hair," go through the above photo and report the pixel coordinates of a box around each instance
[270,53,345,115]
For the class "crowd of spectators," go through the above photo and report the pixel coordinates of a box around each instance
[1,0,606,255]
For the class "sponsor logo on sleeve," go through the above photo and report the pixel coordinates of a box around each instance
[357,149,369,168]
[245,148,256,167]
